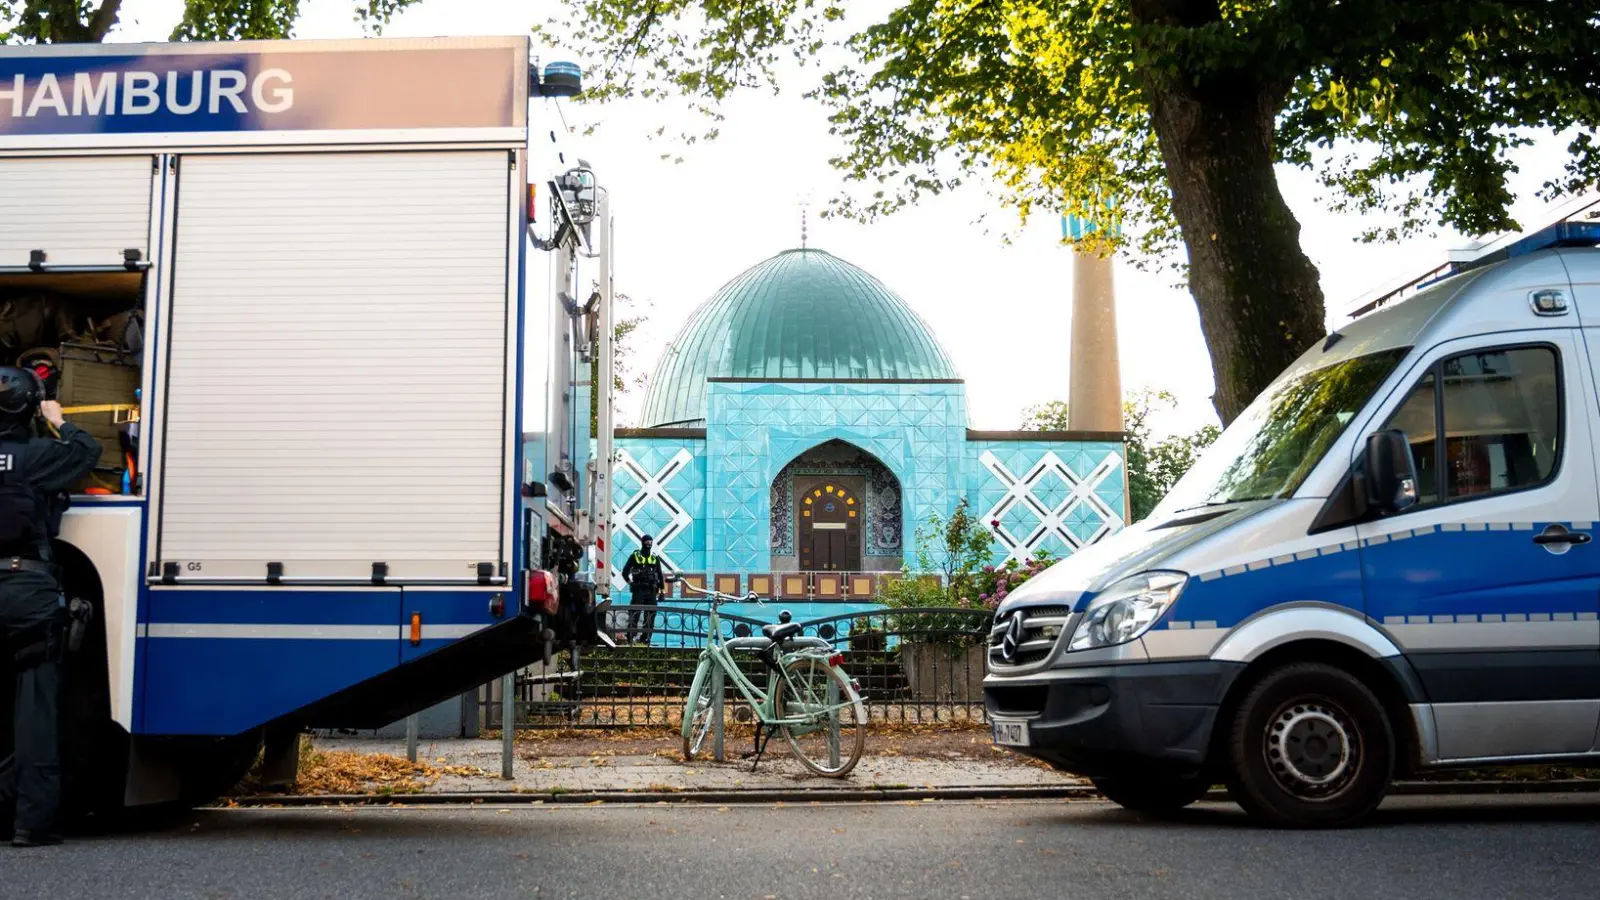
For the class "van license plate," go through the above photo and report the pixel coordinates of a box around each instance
[992,718,1029,747]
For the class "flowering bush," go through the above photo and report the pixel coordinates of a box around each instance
[974,552,1056,610]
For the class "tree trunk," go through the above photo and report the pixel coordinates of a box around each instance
[1129,14,1326,425]
[30,0,122,43]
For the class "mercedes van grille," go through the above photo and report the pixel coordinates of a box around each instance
[989,605,1070,668]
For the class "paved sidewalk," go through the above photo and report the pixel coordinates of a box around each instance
[286,733,1083,798]
[235,734,1600,806]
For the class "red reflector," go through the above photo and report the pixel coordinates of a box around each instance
[828,654,845,667]
[526,569,559,615]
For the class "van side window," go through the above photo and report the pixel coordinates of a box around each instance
[1381,373,1438,504]
[1440,348,1560,498]
[1382,346,1561,507]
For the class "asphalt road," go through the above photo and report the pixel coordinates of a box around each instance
[5,795,1599,900]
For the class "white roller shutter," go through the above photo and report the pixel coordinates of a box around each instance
[0,156,153,268]
[157,151,511,583]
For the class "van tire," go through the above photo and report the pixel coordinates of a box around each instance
[55,556,134,829]
[1224,662,1393,829]
[1090,771,1211,814]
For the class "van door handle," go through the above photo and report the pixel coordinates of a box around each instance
[1534,524,1591,548]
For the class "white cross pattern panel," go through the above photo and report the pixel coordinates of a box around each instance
[981,449,1124,563]
[610,448,695,589]
[0,155,153,268]
[155,150,511,583]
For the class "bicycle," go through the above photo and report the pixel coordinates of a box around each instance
[676,580,866,777]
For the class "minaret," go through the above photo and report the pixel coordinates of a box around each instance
[1063,212,1126,519]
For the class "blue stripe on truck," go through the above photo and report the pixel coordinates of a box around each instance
[141,635,399,735]
[138,588,512,734]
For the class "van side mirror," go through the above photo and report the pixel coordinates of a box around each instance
[1364,430,1419,513]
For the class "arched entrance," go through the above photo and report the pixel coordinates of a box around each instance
[770,440,902,572]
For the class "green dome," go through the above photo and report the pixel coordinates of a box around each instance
[639,249,960,427]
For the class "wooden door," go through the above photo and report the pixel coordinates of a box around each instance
[798,480,862,571]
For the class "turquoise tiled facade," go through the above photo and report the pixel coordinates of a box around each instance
[606,248,1128,584]
[611,437,708,582]
[967,440,1128,560]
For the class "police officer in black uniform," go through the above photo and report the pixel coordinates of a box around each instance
[619,536,667,644]
[0,368,99,847]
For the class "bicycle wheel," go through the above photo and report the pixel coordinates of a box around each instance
[682,659,716,761]
[774,656,865,777]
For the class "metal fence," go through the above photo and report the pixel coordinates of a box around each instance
[482,603,995,730]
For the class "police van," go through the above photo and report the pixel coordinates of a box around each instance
[985,218,1600,827]
[0,37,616,819]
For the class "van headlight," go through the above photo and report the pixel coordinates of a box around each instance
[1066,571,1188,651]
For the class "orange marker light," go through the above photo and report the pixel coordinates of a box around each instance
[527,183,538,222]
[409,612,422,646]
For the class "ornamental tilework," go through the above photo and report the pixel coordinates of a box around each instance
[967,441,1127,565]
[769,450,902,556]
[706,381,967,573]
[610,439,707,588]
[605,397,1126,580]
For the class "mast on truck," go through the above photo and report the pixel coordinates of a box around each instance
[536,162,616,596]
[529,56,618,648]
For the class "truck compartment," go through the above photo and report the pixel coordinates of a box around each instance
[152,150,514,584]
[0,270,145,495]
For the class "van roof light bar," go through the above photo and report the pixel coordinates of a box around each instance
[1451,220,1600,275]
[1399,220,1600,296]
[1348,200,1600,319]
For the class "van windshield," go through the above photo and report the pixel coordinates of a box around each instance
[1159,348,1409,514]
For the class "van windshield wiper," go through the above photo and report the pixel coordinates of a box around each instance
[1175,493,1284,513]
[1173,500,1236,513]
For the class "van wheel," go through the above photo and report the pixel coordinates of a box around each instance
[1091,771,1211,814]
[1224,662,1393,828]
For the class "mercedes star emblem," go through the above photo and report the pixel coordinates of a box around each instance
[1000,614,1024,662]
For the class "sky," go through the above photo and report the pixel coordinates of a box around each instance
[105,0,1584,439]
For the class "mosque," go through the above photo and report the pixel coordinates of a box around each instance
[607,245,1129,598]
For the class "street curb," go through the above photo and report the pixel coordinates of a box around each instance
[230,779,1600,808]
[229,784,1097,807]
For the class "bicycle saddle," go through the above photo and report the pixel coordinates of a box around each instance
[761,622,803,643]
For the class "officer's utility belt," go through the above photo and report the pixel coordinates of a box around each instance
[2,557,52,575]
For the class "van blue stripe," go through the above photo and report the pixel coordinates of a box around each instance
[1155,521,1600,631]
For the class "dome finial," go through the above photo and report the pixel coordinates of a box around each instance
[800,198,809,250]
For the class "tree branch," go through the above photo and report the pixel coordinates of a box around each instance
[86,0,122,40]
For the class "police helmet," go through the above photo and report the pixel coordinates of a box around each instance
[0,366,44,421]
[640,534,654,547]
